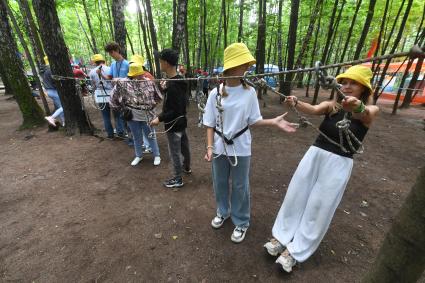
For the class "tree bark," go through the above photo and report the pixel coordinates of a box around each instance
[6,2,50,115]
[255,0,267,99]
[306,3,322,97]
[17,0,45,70]
[277,0,283,99]
[400,57,424,108]
[210,0,223,72]
[112,0,127,58]
[33,0,94,135]
[74,5,96,54]
[0,0,44,128]
[144,0,161,77]
[362,165,425,283]
[222,0,228,48]
[280,0,300,96]
[237,0,244,42]
[135,0,153,74]
[0,64,13,95]
[353,0,377,59]
[172,0,187,52]
[81,0,98,53]
[105,0,114,39]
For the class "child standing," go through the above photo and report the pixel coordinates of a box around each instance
[203,43,297,243]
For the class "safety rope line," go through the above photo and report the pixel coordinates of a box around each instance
[50,45,424,83]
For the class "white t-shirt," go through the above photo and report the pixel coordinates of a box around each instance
[203,84,262,156]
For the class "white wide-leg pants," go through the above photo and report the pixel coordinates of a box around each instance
[272,146,353,262]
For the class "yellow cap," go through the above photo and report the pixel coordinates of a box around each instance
[130,54,145,66]
[127,63,145,77]
[336,65,373,94]
[44,55,49,65]
[223,43,256,72]
[91,54,105,62]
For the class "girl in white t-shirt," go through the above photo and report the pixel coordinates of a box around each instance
[203,43,297,243]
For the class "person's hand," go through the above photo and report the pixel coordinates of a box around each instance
[204,147,213,162]
[273,112,298,133]
[342,96,361,112]
[284,96,298,107]
[150,117,160,126]
[160,80,167,90]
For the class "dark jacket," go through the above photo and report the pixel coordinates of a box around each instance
[40,65,55,90]
[158,75,188,132]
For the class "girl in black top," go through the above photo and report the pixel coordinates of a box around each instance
[264,65,379,273]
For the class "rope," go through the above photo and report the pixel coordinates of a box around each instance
[50,45,424,83]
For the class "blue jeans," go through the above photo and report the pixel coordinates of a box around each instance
[127,120,160,158]
[99,103,114,137]
[212,155,251,228]
[46,89,64,123]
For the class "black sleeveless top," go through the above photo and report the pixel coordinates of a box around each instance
[313,110,368,158]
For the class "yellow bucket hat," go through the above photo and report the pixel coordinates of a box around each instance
[91,54,105,62]
[127,63,145,77]
[336,65,373,94]
[129,54,145,66]
[44,55,49,65]
[223,43,256,72]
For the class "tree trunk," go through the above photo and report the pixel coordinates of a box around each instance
[222,0,228,48]
[306,3,322,97]
[0,64,14,95]
[126,32,135,55]
[373,0,413,104]
[382,0,406,55]
[144,0,161,77]
[135,0,153,74]
[391,58,414,114]
[6,2,50,115]
[353,0,377,59]
[74,5,96,54]
[362,165,425,283]
[280,0,300,96]
[196,0,203,68]
[81,0,98,53]
[105,0,114,39]
[210,0,223,72]
[17,0,45,70]
[371,0,390,79]
[237,0,244,42]
[255,0,267,99]
[112,0,127,58]
[33,0,94,135]
[277,0,283,99]
[202,0,208,70]
[0,0,44,128]
[172,0,187,52]
[400,57,424,108]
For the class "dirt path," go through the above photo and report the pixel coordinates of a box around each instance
[0,90,424,282]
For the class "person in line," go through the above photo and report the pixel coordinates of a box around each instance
[264,65,379,272]
[42,56,65,127]
[110,63,162,166]
[203,43,298,243]
[150,49,191,188]
[98,42,129,139]
[88,54,115,139]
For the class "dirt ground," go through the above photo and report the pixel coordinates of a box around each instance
[0,89,424,283]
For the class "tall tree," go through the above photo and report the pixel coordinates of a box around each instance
[135,0,152,74]
[33,0,94,135]
[400,57,424,108]
[277,0,284,99]
[237,0,244,42]
[353,0,377,59]
[81,0,98,54]
[0,0,44,128]
[373,0,413,104]
[105,0,114,39]
[363,165,425,282]
[112,0,127,58]
[6,2,50,115]
[280,0,300,96]
[17,0,45,70]
[0,64,13,95]
[144,0,161,77]
[255,0,267,99]
[172,0,188,52]
[74,5,96,54]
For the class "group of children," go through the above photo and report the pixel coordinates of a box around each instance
[42,41,379,273]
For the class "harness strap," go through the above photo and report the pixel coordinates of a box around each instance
[214,126,249,145]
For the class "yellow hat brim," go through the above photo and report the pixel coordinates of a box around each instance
[127,70,145,77]
[223,54,256,72]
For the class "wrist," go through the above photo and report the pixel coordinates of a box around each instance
[206,145,214,150]
[353,101,365,113]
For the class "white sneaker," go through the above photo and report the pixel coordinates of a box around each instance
[131,157,143,166]
[231,226,248,243]
[275,250,296,273]
[211,215,229,229]
[45,116,56,126]
[153,156,161,166]
[264,238,285,256]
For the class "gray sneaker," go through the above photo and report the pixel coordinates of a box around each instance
[211,215,228,229]
[264,238,285,256]
[231,226,248,243]
[276,249,296,273]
